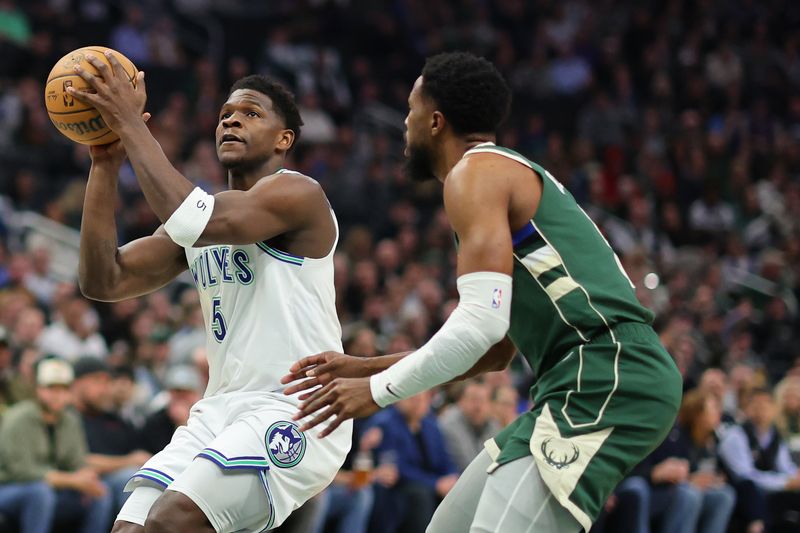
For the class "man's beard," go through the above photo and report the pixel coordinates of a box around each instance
[403,142,437,182]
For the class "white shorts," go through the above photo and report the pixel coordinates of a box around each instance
[117,392,352,532]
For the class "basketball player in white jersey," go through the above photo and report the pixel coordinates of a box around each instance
[70,54,352,532]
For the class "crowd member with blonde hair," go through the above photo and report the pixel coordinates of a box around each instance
[774,376,800,464]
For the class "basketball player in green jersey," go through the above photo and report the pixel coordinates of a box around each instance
[283,52,682,531]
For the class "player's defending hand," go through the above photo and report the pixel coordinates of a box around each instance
[291,376,379,438]
[281,351,377,400]
[68,52,147,134]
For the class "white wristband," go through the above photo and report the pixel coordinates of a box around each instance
[164,187,215,247]
[370,271,512,407]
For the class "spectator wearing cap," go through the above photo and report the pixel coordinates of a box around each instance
[141,365,202,455]
[0,357,112,533]
[71,356,151,516]
[0,326,32,413]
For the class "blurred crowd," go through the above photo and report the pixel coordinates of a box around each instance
[0,0,799,531]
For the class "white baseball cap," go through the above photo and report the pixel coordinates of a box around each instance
[36,358,74,387]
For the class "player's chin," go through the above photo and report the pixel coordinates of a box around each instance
[218,151,245,169]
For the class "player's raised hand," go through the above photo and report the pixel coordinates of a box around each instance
[281,351,376,400]
[292,376,379,438]
[89,112,151,166]
[68,52,147,133]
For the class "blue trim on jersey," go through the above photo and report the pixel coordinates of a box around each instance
[260,242,304,260]
[129,467,174,488]
[204,448,270,462]
[255,241,304,266]
[258,469,277,531]
[512,221,537,246]
[196,448,270,470]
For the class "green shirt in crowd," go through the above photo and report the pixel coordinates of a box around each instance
[0,399,87,483]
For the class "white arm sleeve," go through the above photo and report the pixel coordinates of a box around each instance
[164,187,215,247]
[370,271,512,407]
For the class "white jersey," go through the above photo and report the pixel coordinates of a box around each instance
[185,182,342,400]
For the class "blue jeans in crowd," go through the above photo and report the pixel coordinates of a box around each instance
[0,480,113,533]
[313,482,374,533]
[613,476,650,533]
[652,482,736,533]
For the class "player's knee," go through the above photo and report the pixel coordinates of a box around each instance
[145,490,211,533]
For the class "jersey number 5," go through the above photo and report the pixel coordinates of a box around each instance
[211,297,227,342]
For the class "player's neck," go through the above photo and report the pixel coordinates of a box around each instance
[227,159,284,190]
[437,134,495,182]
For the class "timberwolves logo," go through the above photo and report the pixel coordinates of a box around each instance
[540,437,580,470]
[266,421,306,468]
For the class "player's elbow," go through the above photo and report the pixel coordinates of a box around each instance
[478,312,509,349]
[79,281,114,302]
[78,275,121,302]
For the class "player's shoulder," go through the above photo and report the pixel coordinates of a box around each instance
[458,148,533,177]
[261,168,322,190]
[253,169,328,206]
[446,150,518,198]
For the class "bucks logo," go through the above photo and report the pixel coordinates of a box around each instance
[540,437,580,470]
[266,421,306,468]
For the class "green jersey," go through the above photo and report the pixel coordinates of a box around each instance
[464,143,680,531]
[465,142,653,376]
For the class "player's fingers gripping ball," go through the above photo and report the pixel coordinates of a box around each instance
[44,46,138,145]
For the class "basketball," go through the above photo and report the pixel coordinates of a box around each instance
[44,46,138,146]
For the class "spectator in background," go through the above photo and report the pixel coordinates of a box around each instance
[698,368,738,426]
[168,290,205,366]
[71,357,150,516]
[23,246,57,305]
[439,380,500,472]
[491,384,519,428]
[720,388,800,532]
[110,365,149,429]
[312,423,391,533]
[39,295,108,361]
[0,326,32,412]
[0,357,111,533]
[109,4,149,66]
[141,365,202,455]
[368,391,458,533]
[10,305,44,351]
[775,376,800,463]
[647,389,736,533]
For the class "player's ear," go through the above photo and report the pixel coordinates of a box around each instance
[277,129,295,152]
[431,111,445,137]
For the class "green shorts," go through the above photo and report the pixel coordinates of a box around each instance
[485,322,681,531]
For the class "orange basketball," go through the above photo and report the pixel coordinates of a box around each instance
[44,46,138,146]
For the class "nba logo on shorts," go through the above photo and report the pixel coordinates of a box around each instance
[266,421,307,468]
[492,288,502,309]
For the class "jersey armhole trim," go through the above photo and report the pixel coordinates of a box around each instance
[255,241,305,266]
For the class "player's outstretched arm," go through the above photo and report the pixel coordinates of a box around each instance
[79,141,186,302]
[282,334,516,399]
[292,155,521,436]
[281,351,412,399]
[449,335,517,382]
[69,54,325,248]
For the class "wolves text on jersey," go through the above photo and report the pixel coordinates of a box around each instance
[189,247,255,290]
